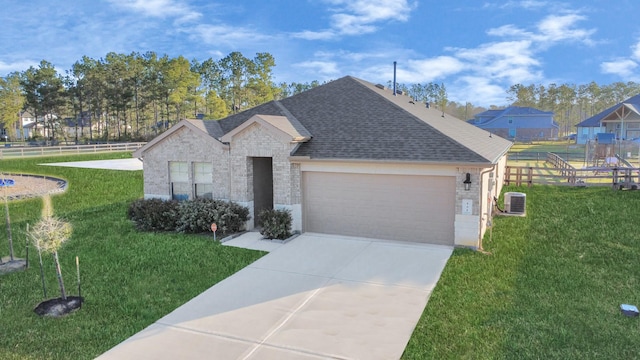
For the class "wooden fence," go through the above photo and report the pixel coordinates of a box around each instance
[507,151,585,163]
[504,165,639,189]
[0,142,146,159]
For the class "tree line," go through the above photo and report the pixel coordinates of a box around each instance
[0,51,321,142]
[396,80,640,134]
[2,50,639,143]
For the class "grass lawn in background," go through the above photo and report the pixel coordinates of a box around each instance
[402,185,640,359]
[509,141,584,155]
[0,153,265,359]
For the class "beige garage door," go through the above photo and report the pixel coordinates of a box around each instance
[303,172,455,245]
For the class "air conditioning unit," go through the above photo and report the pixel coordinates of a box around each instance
[504,192,526,215]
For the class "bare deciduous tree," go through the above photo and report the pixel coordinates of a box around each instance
[27,195,73,300]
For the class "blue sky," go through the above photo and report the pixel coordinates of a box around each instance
[1,0,639,106]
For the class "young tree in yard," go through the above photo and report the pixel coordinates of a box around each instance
[28,195,73,300]
[1,175,15,263]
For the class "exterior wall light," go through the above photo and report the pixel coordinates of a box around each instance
[464,173,472,191]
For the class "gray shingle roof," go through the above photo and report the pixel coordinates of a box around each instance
[577,94,640,127]
[211,76,511,164]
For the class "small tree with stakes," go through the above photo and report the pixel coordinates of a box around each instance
[1,173,15,264]
[28,194,72,300]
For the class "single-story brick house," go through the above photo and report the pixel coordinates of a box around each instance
[575,94,640,144]
[133,76,512,248]
[469,106,559,141]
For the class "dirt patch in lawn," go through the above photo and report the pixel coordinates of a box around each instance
[0,258,27,274]
[0,174,67,200]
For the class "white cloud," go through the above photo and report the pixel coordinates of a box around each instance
[293,0,415,40]
[452,40,542,84]
[487,13,595,47]
[402,57,466,82]
[534,13,595,45]
[487,24,533,38]
[291,30,336,41]
[293,61,340,77]
[484,1,552,10]
[0,60,38,74]
[518,0,549,9]
[600,39,640,80]
[632,40,640,61]
[189,24,272,47]
[314,50,391,62]
[107,0,201,23]
[601,60,638,78]
[452,76,511,106]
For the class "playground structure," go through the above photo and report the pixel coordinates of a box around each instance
[586,134,618,168]
[585,134,640,168]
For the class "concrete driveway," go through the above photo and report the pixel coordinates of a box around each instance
[97,233,452,360]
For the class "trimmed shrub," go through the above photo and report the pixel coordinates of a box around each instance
[215,201,251,235]
[128,198,250,235]
[127,198,179,231]
[259,208,292,240]
[175,199,250,234]
[175,198,219,233]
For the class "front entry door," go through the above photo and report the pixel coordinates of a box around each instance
[252,157,273,226]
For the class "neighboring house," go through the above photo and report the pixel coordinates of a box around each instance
[575,94,640,144]
[133,76,512,248]
[18,111,35,140]
[63,112,102,139]
[469,106,559,141]
[19,111,56,140]
[5,110,38,140]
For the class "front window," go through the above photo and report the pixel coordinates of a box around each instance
[170,161,189,200]
[193,162,213,199]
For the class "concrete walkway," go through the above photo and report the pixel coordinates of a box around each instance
[97,233,452,360]
[41,158,143,171]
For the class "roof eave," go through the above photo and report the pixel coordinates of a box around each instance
[289,156,499,167]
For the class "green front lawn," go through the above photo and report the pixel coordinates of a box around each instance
[0,153,265,359]
[403,186,640,359]
[2,154,639,359]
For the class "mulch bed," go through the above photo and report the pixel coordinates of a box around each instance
[34,296,83,317]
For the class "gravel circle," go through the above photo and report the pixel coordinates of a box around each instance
[0,174,67,200]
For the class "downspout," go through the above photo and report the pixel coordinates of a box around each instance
[478,163,498,253]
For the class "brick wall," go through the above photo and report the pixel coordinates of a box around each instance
[142,126,230,199]
[228,123,299,205]
[142,121,303,231]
